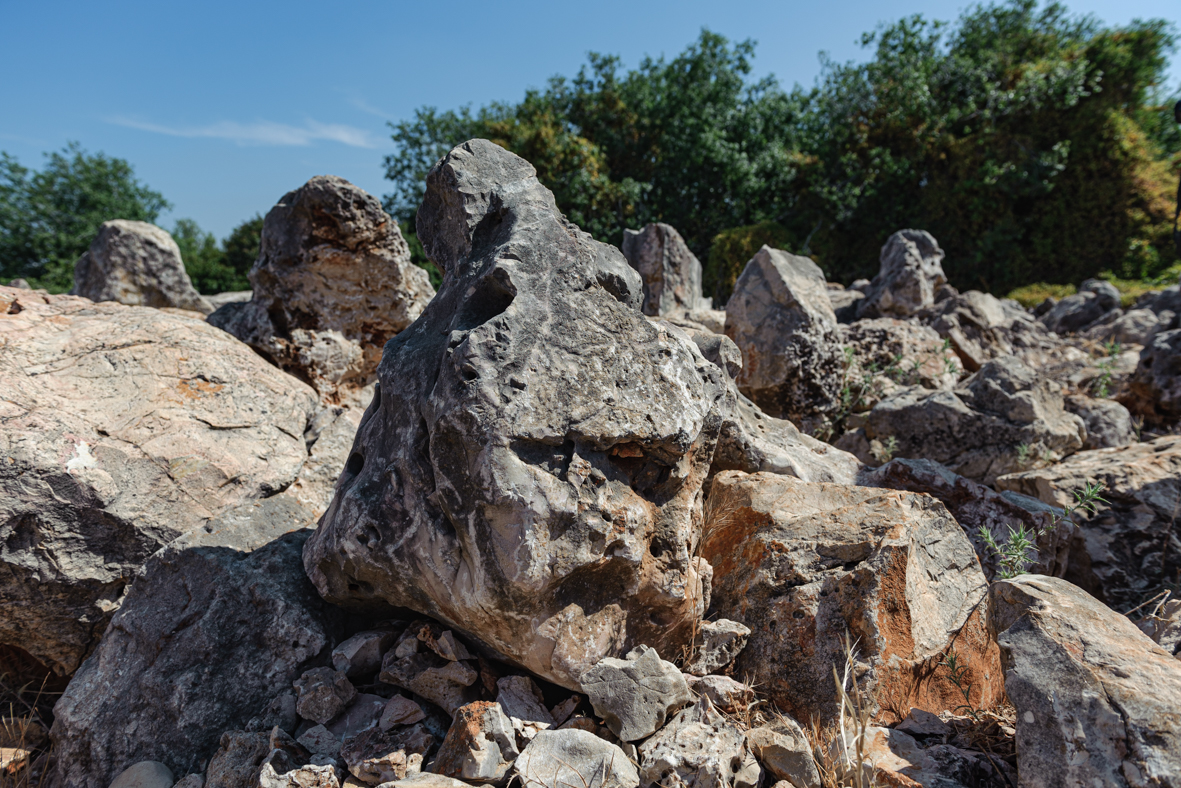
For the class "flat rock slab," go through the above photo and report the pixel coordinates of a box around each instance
[514,729,639,788]
[580,645,692,742]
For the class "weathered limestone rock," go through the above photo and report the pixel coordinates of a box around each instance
[71,220,213,313]
[638,697,757,788]
[286,394,371,518]
[864,356,1085,484]
[496,676,555,742]
[380,697,426,730]
[50,502,339,788]
[303,140,726,689]
[1138,599,1181,657]
[108,761,175,788]
[513,729,639,788]
[681,326,862,483]
[856,230,947,319]
[378,652,479,716]
[205,731,271,788]
[996,436,1181,610]
[918,290,1060,372]
[702,471,1002,725]
[0,287,319,675]
[683,619,750,676]
[862,457,1073,581]
[621,223,708,316]
[746,719,820,788]
[1120,328,1181,426]
[832,726,996,788]
[725,246,842,426]
[1039,278,1121,334]
[683,675,752,713]
[840,318,962,391]
[259,760,341,788]
[339,724,435,785]
[295,669,357,726]
[208,176,434,401]
[332,628,400,678]
[579,645,693,741]
[1064,394,1135,450]
[1082,307,1173,345]
[991,575,1181,788]
[432,701,519,782]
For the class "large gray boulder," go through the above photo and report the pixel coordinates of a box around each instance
[208,176,434,402]
[992,575,1181,788]
[856,229,948,319]
[863,355,1086,484]
[0,287,319,675]
[71,220,213,313]
[701,471,1003,725]
[996,435,1181,611]
[724,246,842,427]
[50,498,341,788]
[1119,328,1181,426]
[302,140,725,690]
[621,223,709,316]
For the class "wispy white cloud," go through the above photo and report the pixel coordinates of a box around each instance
[347,95,393,120]
[107,116,379,148]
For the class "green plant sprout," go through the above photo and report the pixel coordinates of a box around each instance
[978,482,1107,578]
[937,649,981,722]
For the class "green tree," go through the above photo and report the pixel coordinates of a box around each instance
[0,143,170,291]
[174,214,262,294]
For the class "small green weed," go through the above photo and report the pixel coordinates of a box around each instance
[978,482,1107,578]
[937,649,982,723]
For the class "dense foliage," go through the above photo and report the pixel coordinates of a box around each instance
[384,1,1180,301]
[175,215,263,294]
[0,143,170,291]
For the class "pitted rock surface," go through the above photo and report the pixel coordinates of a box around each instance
[0,287,318,674]
[918,290,1061,372]
[724,246,842,427]
[621,222,709,316]
[855,229,947,319]
[702,471,1002,725]
[303,140,725,690]
[1120,328,1181,426]
[71,220,213,313]
[208,176,434,401]
[579,645,692,741]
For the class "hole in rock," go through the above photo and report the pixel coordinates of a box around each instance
[346,453,364,474]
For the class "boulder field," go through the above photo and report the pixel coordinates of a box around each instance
[1,139,1179,788]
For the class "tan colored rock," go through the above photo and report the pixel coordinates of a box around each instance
[380,697,425,731]
[72,220,213,313]
[0,287,318,675]
[856,230,947,319]
[992,575,1181,788]
[295,669,357,726]
[745,718,820,788]
[432,701,518,782]
[702,471,1003,725]
[995,435,1181,612]
[207,176,433,402]
[831,726,994,787]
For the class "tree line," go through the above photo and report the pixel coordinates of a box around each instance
[384,0,1180,302]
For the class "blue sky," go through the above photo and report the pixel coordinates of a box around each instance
[3,0,1178,240]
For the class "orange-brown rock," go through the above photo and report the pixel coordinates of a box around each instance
[701,471,1002,725]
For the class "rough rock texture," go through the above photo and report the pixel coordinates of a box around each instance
[621,223,708,316]
[1082,307,1170,346]
[259,761,341,788]
[339,724,435,785]
[1039,279,1121,334]
[579,645,692,741]
[207,176,434,401]
[205,731,271,788]
[684,675,752,713]
[862,458,1073,581]
[746,719,820,788]
[833,726,993,788]
[840,318,962,391]
[0,286,319,675]
[496,676,555,742]
[332,628,400,678]
[702,471,1002,725]
[1120,329,1181,426]
[864,356,1086,484]
[724,246,842,427]
[918,290,1060,372]
[71,220,213,313]
[638,697,757,788]
[1064,394,1135,450]
[856,230,947,319]
[996,436,1181,611]
[432,701,518,782]
[50,501,339,788]
[992,575,1181,788]
[683,619,750,676]
[295,668,357,726]
[514,729,639,788]
[286,393,371,518]
[379,651,479,716]
[681,326,861,483]
[303,140,728,689]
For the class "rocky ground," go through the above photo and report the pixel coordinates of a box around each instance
[2,139,1180,788]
